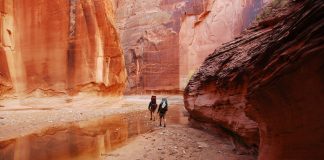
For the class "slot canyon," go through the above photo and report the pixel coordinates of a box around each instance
[0,0,323,160]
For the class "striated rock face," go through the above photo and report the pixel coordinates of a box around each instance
[115,0,269,93]
[185,0,324,159]
[115,0,185,93]
[0,0,14,96]
[0,0,126,96]
[0,0,270,95]
[179,0,270,88]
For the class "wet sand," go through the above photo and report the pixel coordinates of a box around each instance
[0,95,182,140]
[0,95,255,160]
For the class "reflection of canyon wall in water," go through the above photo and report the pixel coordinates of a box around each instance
[0,113,151,160]
[114,0,270,93]
[0,0,126,96]
[0,105,185,160]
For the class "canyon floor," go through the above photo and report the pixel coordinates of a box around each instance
[0,95,255,160]
[103,124,255,160]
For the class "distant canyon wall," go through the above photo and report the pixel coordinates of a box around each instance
[114,0,270,93]
[0,0,126,97]
[114,0,183,93]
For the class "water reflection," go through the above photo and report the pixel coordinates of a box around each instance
[0,105,187,160]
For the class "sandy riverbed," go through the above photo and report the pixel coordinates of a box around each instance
[0,95,255,160]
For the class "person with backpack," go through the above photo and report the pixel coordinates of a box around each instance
[158,98,168,127]
[148,95,158,120]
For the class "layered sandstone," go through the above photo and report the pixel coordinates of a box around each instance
[179,0,270,88]
[185,0,324,159]
[0,0,14,96]
[115,0,269,93]
[0,0,270,95]
[0,0,126,97]
[115,0,185,93]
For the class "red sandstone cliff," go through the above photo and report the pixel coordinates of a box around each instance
[115,0,187,93]
[0,0,126,97]
[114,0,269,93]
[0,0,270,96]
[179,0,271,89]
[0,0,269,95]
[184,0,324,159]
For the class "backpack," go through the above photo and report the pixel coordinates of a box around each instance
[149,96,157,111]
[159,99,168,113]
[151,96,156,104]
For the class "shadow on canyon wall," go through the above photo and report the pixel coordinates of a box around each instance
[184,0,324,159]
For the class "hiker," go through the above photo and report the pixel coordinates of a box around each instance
[148,95,158,120]
[158,98,168,127]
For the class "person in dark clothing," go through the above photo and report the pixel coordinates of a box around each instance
[148,95,158,120]
[158,98,168,127]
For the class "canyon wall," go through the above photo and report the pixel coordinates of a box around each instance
[0,0,14,96]
[0,0,126,97]
[0,0,270,95]
[184,0,324,159]
[179,0,270,89]
[115,0,187,93]
[114,0,269,93]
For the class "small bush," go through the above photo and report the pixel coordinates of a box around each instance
[256,0,289,21]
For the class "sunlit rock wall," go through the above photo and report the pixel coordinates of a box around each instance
[0,0,15,96]
[0,0,126,96]
[114,0,183,93]
[114,0,270,93]
[0,0,270,96]
[179,0,270,88]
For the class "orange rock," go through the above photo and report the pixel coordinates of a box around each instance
[116,0,269,93]
[0,0,126,96]
[0,0,269,95]
[185,0,324,159]
[179,0,270,89]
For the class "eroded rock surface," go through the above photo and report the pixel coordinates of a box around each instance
[115,0,189,93]
[115,0,269,93]
[184,0,324,159]
[0,0,270,95]
[0,0,126,97]
[179,0,271,88]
